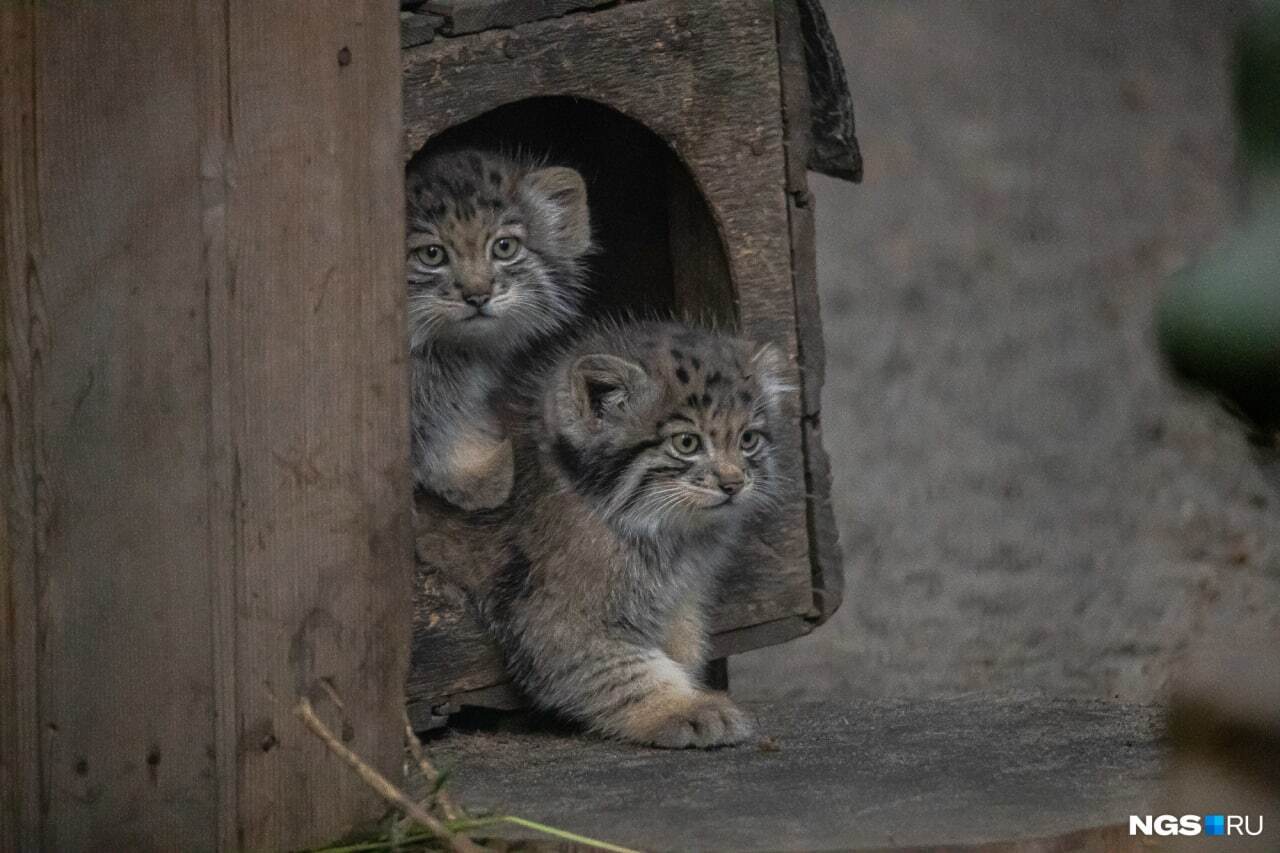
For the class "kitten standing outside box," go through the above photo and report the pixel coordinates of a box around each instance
[484,322,789,747]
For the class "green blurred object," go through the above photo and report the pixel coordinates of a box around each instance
[1157,0,1280,437]
[1235,0,1280,172]
[1157,204,1280,433]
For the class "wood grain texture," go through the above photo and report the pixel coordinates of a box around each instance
[0,3,42,847]
[26,5,219,847]
[404,0,820,713]
[796,0,862,182]
[221,2,410,848]
[778,0,844,623]
[193,3,240,846]
[423,0,614,35]
[407,569,505,728]
[401,11,443,49]
[0,2,410,848]
[711,615,810,658]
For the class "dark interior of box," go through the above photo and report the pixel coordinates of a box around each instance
[411,96,735,324]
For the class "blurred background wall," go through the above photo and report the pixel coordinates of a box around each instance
[735,0,1280,702]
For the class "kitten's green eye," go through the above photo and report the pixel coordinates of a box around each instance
[417,244,447,267]
[740,430,763,455]
[492,236,521,260]
[670,433,702,457]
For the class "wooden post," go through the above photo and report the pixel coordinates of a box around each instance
[0,1,410,849]
[777,0,845,622]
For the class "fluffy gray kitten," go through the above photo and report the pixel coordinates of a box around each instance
[406,149,590,510]
[479,320,789,747]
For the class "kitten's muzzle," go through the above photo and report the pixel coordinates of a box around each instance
[718,476,744,496]
[456,296,498,322]
[714,462,745,496]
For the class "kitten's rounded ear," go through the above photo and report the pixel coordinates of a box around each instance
[749,342,794,402]
[570,353,648,428]
[404,166,428,213]
[521,166,591,257]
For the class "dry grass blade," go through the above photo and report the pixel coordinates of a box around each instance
[295,697,484,853]
[404,710,464,823]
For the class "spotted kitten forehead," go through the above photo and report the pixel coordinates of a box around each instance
[551,321,791,449]
[648,329,789,422]
[407,150,520,231]
[405,150,590,258]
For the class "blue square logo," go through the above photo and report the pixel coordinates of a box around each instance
[1205,814,1226,836]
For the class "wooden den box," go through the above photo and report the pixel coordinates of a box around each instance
[401,0,861,728]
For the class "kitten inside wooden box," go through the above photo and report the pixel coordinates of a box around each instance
[408,148,788,747]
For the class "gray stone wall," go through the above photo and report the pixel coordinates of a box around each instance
[735,0,1280,702]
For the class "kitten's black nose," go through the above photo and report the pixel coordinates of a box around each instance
[464,293,491,308]
[719,477,744,496]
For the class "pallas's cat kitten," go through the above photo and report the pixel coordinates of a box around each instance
[406,148,590,510]
[483,320,788,747]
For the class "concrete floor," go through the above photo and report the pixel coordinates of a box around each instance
[735,1,1280,703]
[431,697,1164,851]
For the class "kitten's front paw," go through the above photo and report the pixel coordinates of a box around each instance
[441,436,514,511]
[442,469,511,511]
[640,692,753,749]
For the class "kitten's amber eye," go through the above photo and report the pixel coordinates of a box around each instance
[670,433,702,457]
[491,236,521,260]
[416,244,447,267]
[740,430,763,455]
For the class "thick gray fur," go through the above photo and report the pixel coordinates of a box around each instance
[407,148,590,510]
[481,320,790,748]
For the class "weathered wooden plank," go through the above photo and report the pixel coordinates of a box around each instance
[778,0,844,624]
[20,4,218,847]
[423,0,614,35]
[401,11,442,48]
[222,2,411,849]
[801,416,844,620]
[192,2,238,847]
[407,572,504,729]
[778,0,819,422]
[796,0,862,182]
[2,2,410,848]
[403,0,818,712]
[0,3,42,847]
[409,570,504,701]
